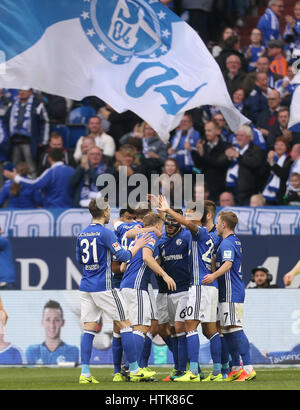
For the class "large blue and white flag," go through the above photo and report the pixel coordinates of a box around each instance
[0,0,249,142]
[288,72,300,131]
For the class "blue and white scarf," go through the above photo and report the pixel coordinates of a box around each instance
[9,94,34,137]
[226,144,240,187]
[263,153,287,202]
[170,127,196,167]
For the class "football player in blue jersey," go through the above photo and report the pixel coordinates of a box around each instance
[76,198,155,384]
[158,210,191,381]
[202,200,230,378]
[202,211,256,381]
[120,212,176,376]
[157,196,223,383]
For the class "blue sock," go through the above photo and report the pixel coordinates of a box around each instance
[163,335,173,353]
[80,331,96,375]
[186,330,199,375]
[171,335,179,370]
[112,333,123,374]
[239,330,251,366]
[209,332,222,376]
[132,330,146,367]
[120,327,139,372]
[220,334,230,373]
[177,333,188,371]
[139,332,153,368]
[224,331,241,367]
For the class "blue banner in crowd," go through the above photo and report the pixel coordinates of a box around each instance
[0,207,300,237]
[9,235,300,290]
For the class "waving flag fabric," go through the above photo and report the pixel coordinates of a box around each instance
[288,72,300,131]
[0,0,249,142]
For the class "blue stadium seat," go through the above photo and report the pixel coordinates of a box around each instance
[68,106,96,125]
[67,124,88,148]
[50,124,71,148]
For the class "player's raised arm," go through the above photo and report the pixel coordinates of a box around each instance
[283,260,300,286]
[156,195,199,235]
[142,247,176,291]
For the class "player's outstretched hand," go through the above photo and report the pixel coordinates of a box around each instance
[162,273,176,292]
[147,194,159,208]
[134,233,153,249]
[157,195,170,213]
[283,272,294,286]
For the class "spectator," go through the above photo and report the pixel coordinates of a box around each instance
[106,144,145,206]
[250,194,266,207]
[70,146,108,208]
[3,148,75,208]
[0,89,10,119]
[243,28,266,72]
[3,89,50,177]
[140,122,168,176]
[250,266,278,289]
[283,172,300,205]
[284,1,300,60]
[0,225,16,290]
[168,113,201,174]
[98,105,141,146]
[119,123,143,152]
[76,136,96,162]
[212,112,231,142]
[262,136,293,204]
[0,162,42,209]
[289,143,300,176]
[160,158,182,207]
[242,55,283,96]
[191,120,231,202]
[216,35,248,73]
[223,54,247,98]
[38,131,76,175]
[232,88,249,118]
[257,89,282,139]
[244,72,269,124]
[224,125,267,205]
[267,108,292,149]
[43,93,68,124]
[257,0,284,46]
[73,116,115,165]
[219,191,235,207]
[181,0,214,44]
[212,27,235,58]
[193,181,210,202]
[268,40,288,77]
[275,62,298,103]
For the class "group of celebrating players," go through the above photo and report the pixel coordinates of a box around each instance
[75,194,256,384]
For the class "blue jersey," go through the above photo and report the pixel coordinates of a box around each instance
[216,234,245,303]
[208,225,222,254]
[76,223,132,292]
[158,228,191,294]
[0,235,16,284]
[190,226,217,288]
[25,342,79,365]
[112,220,141,288]
[120,232,159,291]
[0,344,23,364]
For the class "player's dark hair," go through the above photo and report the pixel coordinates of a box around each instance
[43,300,63,317]
[48,148,63,162]
[135,201,152,218]
[89,198,108,219]
[218,210,238,230]
[204,200,217,217]
[119,205,136,217]
[143,212,163,228]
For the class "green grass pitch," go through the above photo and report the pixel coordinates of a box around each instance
[0,367,300,390]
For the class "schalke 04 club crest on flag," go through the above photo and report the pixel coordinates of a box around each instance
[80,0,172,65]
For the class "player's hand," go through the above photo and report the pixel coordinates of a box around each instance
[3,169,17,180]
[283,272,294,286]
[0,309,8,326]
[202,273,216,285]
[134,233,153,249]
[157,195,170,213]
[147,194,159,208]
[162,273,176,291]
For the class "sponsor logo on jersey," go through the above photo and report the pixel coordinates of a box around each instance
[112,242,122,251]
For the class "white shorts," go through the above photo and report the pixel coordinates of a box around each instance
[80,289,128,323]
[121,288,152,326]
[185,285,218,323]
[167,291,189,326]
[156,292,169,325]
[218,302,244,328]
[148,283,158,321]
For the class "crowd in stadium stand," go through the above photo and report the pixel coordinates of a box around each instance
[1,0,300,209]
